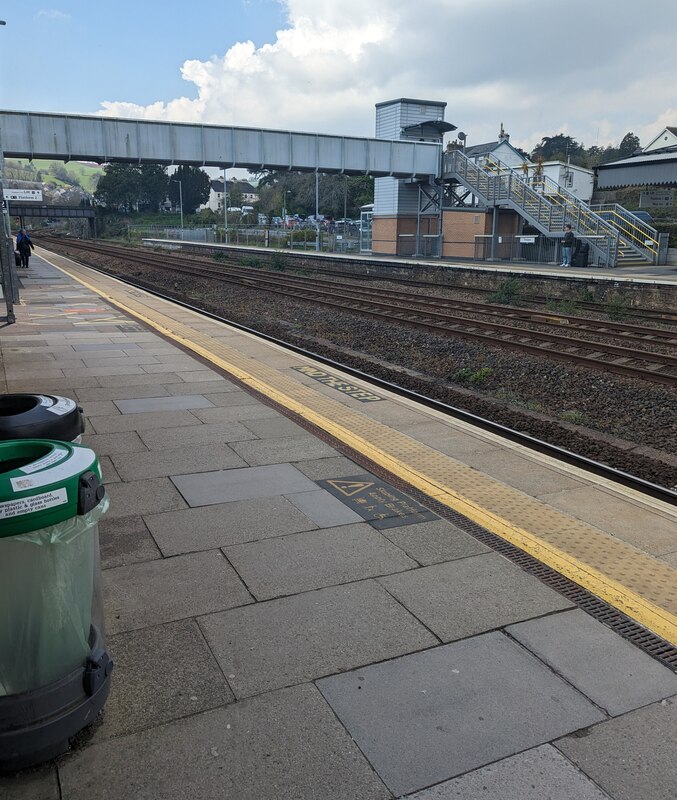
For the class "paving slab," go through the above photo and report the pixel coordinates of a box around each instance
[406,744,613,800]
[104,476,187,519]
[91,618,234,742]
[163,378,239,395]
[556,698,677,800]
[7,376,102,392]
[230,434,338,465]
[192,403,282,424]
[285,489,364,527]
[174,370,225,382]
[241,415,310,438]
[72,342,142,351]
[0,766,59,800]
[110,442,247,480]
[292,455,364,480]
[224,522,416,600]
[317,632,605,797]
[541,486,677,555]
[98,455,122,483]
[94,372,183,387]
[104,550,252,634]
[80,399,121,417]
[80,431,148,456]
[75,385,172,401]
[145,496,317,555]
[468,449,587,497]
[61,364,146,377]
[99,515,163,570]
[380,518,491,566]
[508,609,677,715]
[58,684,391,800]
[114,394,214,413]
[87,408,202,434]
[138,420,257,449]
[199,579,438,698]
[378,552,573,642]
[171,463,318,507]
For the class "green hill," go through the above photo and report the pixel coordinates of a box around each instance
[5,159,104,194]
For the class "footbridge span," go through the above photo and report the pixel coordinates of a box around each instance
[0,110,441,179]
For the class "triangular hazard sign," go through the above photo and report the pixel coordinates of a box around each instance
[326,479,374,497]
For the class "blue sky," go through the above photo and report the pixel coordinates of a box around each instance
[1,1,677,153]
[0,0,286,112]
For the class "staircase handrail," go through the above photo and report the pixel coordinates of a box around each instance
[444,150,620,266]
[590,203,659,257]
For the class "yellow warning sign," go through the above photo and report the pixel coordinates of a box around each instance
[325,479,375,497]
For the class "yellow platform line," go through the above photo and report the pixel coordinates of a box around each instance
[50,258,677,646]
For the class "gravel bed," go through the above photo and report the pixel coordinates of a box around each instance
[48,244,677,490]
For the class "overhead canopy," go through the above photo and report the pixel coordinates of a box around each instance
[401,120,458,140]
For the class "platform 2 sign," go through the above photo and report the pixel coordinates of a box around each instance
[292,365,382,402]
[318,474,438,529]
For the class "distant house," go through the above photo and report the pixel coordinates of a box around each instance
[201,179,259,212]
[454,126,593,202]
[596,126,677,189]
[462,126,528,170]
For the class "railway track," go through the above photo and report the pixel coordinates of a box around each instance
[39,237,677,387]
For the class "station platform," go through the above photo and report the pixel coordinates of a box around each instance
[1,251,676,800]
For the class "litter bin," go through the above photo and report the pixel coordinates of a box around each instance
[0,394,85,442]
[0,439,112,773]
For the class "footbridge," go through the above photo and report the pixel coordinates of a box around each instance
[0,110,441,179]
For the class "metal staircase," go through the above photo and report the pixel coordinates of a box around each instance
[443,150,659,267]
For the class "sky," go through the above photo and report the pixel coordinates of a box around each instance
[1,0,676,159]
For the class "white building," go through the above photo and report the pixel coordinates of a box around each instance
[201,179,259,213]
[525,161,595,203]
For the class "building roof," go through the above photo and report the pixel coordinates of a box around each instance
[464,139,527,162]
[596,150,677,188]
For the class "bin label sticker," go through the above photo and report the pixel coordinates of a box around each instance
[19,447,69,475]
[0,488,68,519]
[46,396,76,416]
[38,395,52,406]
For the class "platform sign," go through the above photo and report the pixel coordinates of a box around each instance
[318,474,438,529]
[5,189,43,202]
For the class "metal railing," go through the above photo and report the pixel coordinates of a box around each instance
[590,203,660,261]
[443,150,621,267]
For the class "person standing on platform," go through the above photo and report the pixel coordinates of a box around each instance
[560,224,574,267]
[16,228,34,268]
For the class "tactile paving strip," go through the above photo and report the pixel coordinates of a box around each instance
[50,257,677,647]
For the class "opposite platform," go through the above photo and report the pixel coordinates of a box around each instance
[0,253,676,800]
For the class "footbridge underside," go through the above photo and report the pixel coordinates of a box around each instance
[0,111,441,179]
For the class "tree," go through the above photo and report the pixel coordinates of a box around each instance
[138,165,168,211]
[618,132,641,159]
[168,165,210,213]
[531,134,584,165]
[254,171,374,218]
[94,163,142,211]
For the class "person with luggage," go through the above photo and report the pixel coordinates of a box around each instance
[16,229,34,268]
[560,224,574,267]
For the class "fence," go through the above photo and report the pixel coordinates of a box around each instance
[397,234,441,258]
[473,234,559,264]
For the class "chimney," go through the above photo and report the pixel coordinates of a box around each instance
[498,122,510,142]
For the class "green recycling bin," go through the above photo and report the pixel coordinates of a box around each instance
[0,439,112,773]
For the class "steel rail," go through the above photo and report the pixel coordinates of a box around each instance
[47,253,677,506]
[39,240,677,385]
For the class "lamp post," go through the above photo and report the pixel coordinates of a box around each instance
[315,173,320,252]
[171,179,183,235]
[223,169,228,244]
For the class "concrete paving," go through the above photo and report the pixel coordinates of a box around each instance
[1,254,675,799]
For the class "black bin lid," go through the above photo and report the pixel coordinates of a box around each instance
[0,394,85,441]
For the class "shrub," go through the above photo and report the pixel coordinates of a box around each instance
[241,256,262,268]
[271,252,288,271]
[213,251,229,262]
[487,279,522,305]
[453,366,492,385]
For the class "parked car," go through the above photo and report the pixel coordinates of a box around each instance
[630,210,654,225]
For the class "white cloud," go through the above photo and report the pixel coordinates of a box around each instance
[96,0,677,153]
[35,9,71,22]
